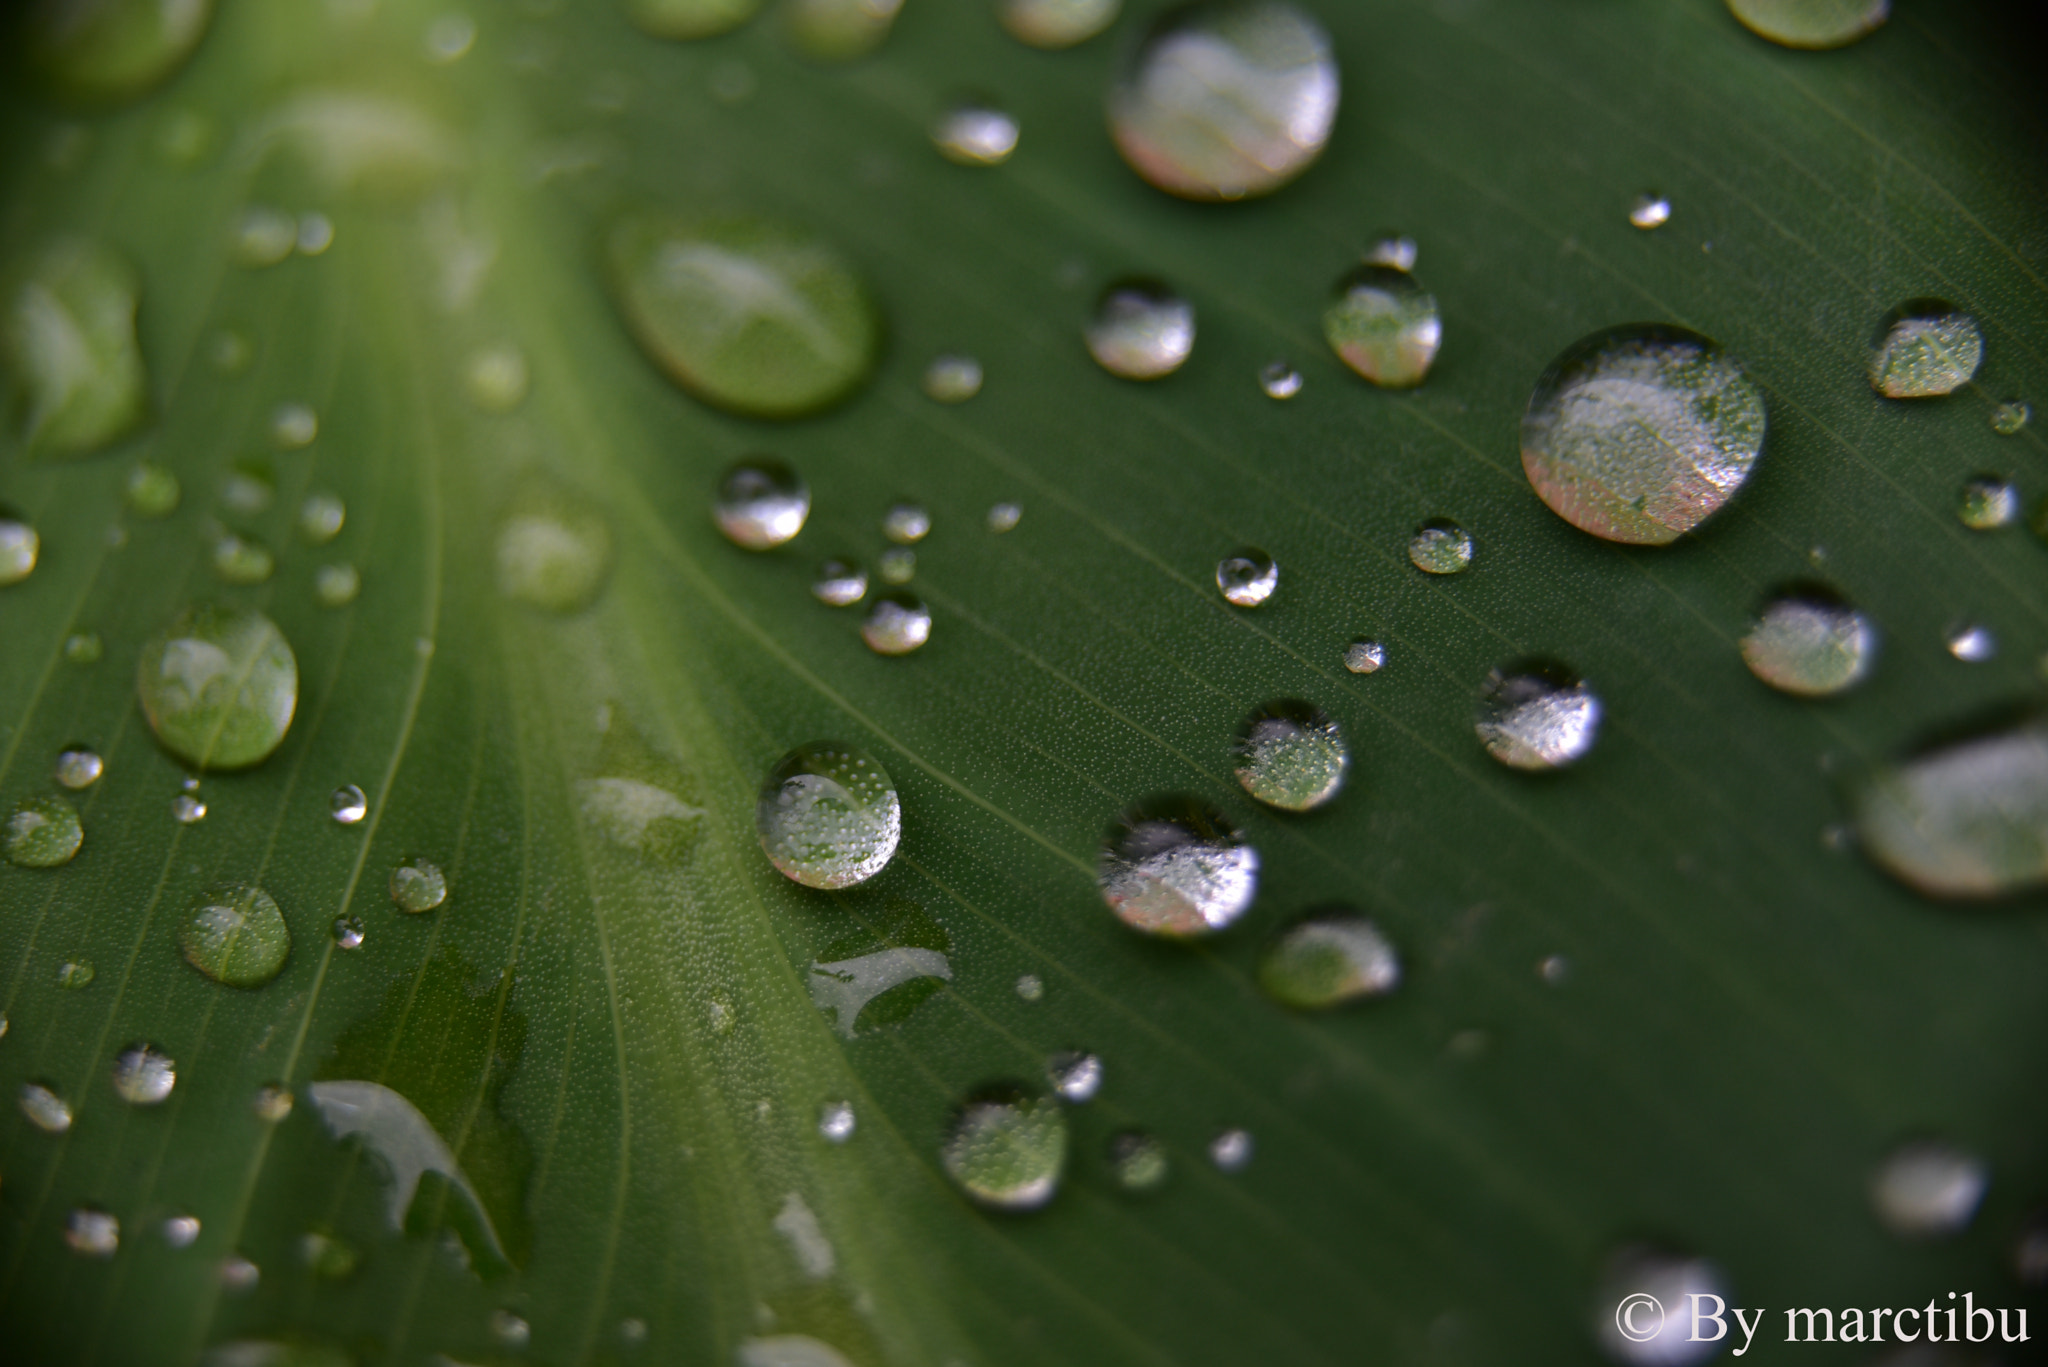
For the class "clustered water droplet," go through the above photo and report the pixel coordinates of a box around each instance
[333,915,366,950]
[1629,192,1671,229]
[1947,623,1997,663]
[137,604,298,769]
[182,884,291,987]
[55,747,104,789]
[5,795,84,867]
[112,1044,177,1105]
[881,502,931,544]
[922,354,983,403]
[1108,1130,1169,1192]
[0,514,41,587]
[811,558,868,606]
[1957,476,2018,530]
[1407,519,1472,574]
[818,1100,856,1143]
[876,547,915,585]
[1258,360,1302,399]
[66,1208,119,1258]
[330,784,368,824]
[1343,638,1385,674]
[986,501,1022,533]
[1990,400,2030,435]
[1209,1128,1254,1172]
[299,491,346,543]
[1851,719,2048,898]
[931,104,1019,166]
[21,1081,73,1133]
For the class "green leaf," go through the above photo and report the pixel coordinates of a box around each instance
[3,1,2045,1363]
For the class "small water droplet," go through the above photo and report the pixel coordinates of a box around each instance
[1259,912,1399,1008]
[496,498,612,612]
[1727,0,1889,49]
[220,1255,260,1292]
[390,858,448,912]
[986,501,1022,533]
[163,1214,201,1248]
[923,353,983,402]
[126,462,181,518]
[172,793,207,824]
[112,1043,177,1105]
[182,884,290,987]
[620,1318,650,1347]
[1947,624,1997,663]
[1852,719,2048,897]
[818,1100,856,1143]
[876,548,915,585]
[1740,588,1877,697]
[299,491,346,544]
[212,530,276,585]
[464,342,530,412]
[66,1208,119,1258]
[881,502,930,545]
[271,402,317,448]
[1343,638,1385,674]
[232,206,298,267]
[425,12,478,62]
[1407,518,1473,574]
[812,558,868,606]
[998,0,1119,48]
[1324,265,1441,388]
[1991,400,2031,435]
[490,1310,531,1348]
[1539,953,1572,985]
[1108,1130,1168,1192]
[1098,795,1258,936]
[64,632,104,664]
[1086,280,1195,380]
[941,1084,1068,1211]
[1364,234,1417,271]
[207,329,252,374]
[1258,360,1302,399]
[253,1084,294,1122]
[861,594,932,655]
[1872,1140,1986,1238]
[1014,973,1044,1001]
[315,562,360,607]
[21,1082,73,1133]
[1046,1050,1103,1103]
[6,795,83,867]
[1215,548,1277,606]
[713,458,811,551]
[330,784,368,824]
[1869,299,1982,398]
[222,461,274,515]
[300,1230,359,1279]
[138,605,298,769]
[58,959,95,988]
[1108,0,1338,201]
[1957,476,2018,530]
[3,238,147,455]
[1594,1245,1729,1366]
[0,516,37,587]
[757,742,901,888]
[932,104,1018,166]
[1233,700,1347,812]
[779,0,903,61]
[55,748,103,789]
[1209,1127,1254,1172]
[1476,663,1602,771]
[332,915,365,949]
[1628,192,1671,229]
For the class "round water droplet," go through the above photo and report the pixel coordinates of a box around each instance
[818,1100,856,1143]
[1014,973,1044,1001]
[253,1084,294,1122]
[861,594,932,655]
[3,238,148,457]
[299,492,346,543]
[1594,1245,1729,1366]
[207,329,252,374]
[1086,280,1194,380]
[941,1084,1068,1211]
[877,548,915,585]
[1216,548,1277,606]
[1740,588,1877,697]
[424,12,477,62]
[1521,324,1767,545]
[231,207,296,268]
[26,0,216,100]
[1098,795,1258,936]
[1476,663,1602,771]
[1539,953,1571,984]
[163,1214,201,1248]
[1852,718,2048,898]
[756,742,901,889]
[999,0,1119,48]
[1323,265,1441,388]
[1727,0,1889,49]
[58,959,96,989]
[172,792,207,824]
[1108,0,1339,201]
[332,915,365,949]
[464,342,530,412]
[315,563,360,607]
[490,1311,530,1348]
[986,501,1022,533]
[1629,192,1671,229]
[222,461,274,515]
[219,1255,260,1292]
[1108,1130,1169,1192]
[1869,299,1982,398]
[330,784,368,824]
[811,558,868,606]
[1407,518,1472,574]
[1209,1127,1253,1172]
[112,1043,177,1105]
[1233,700,1346,812]
[126,461,181,518]
[137,604,298,769]
[496,503,612,612]
[1991,400,2031,435]
[1258,360,1302,399]
[21,1081,73,1133]
[1044,1050,1103,1104]
[1872,1140,1986,1238]
[1364,234,1417,271]
[390,857,447,912]
[66,1208,119,1258]
[212,531,275,585]
[295,213,334,256]
[181,883,290,987]
[1957,476,2018,530]
[620,1318,649,1347]
[627,0,764,39]
[0,516,38,587]
[1258,912,1399,1008]
[608,214,881,418]
[1343,638,1385,674]
[881,502,930,544]
[923,353,983,403]
[932,104,1018,166]
[714,458,810,550]
[1947,624,1997,663]
[6,795,83,867]
[270,402,317,448]
[300,1231,359,1280]
[779,0,902,61]
[55,747,103,789]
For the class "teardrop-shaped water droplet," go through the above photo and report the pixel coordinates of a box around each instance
[1324,265,1441,388]
[1740,588,1877,697]
[21,1081,73,1133]
[1086,280,1194,380]
[390,857,447,912]
[6,795,83,867]
[986,501,1022,533]
[861,593,932,654]
[1045,1050,1103,1102]
[2,238,147,456]
[1098,795,1258,936]
[1258,913,1399,1008]
[212,530,275,585]
[1594,1245,1730,1366]
[0,514,38,587]
[181,883,290,987]
[137,604,298,769]
[1872,1139,1986,1238]
[463,342,530,412]
[922,353,983,402]
[715,458,810,550]
[941,1084,1068,1211]
[1629,192,1671,229]
[881,502,930,544]
[1727,0,1889,49]
[811,558,868,606]
[932,104,1018,166]
[126,461,181,517]
[1258,360,1302,399]
[496,500,612,612]
[1991,400,2031,436]
[608,214,881,418]
[1852,718,2048,898]
[1233,700,1347,812]
[1476,663,1602,771]
[315,563,360,607]
[1343,638,1385,674]
[55,747,103,789]
[332,915,365,949]
[779,0,902,61]
[1108,1130,1169,1192]
[1869,299,1982,398]
[1108,0,1338,201]
[112,1043,177,1105]
[1216,547,1277,606]
[999,0,1119,48]
[1407,518,1472,574]
[1947,624,1997,662]
[757,742,901,889]
[299,491,346,543]
[1957,476,2018,530]
[1521,324,1767,545]
[330,784,368,824]
[877,547,915,584]
[626,0,764,39]
[66,1207,119,1258]
[270,402,318,449]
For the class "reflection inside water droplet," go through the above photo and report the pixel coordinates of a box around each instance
[1869,298,1982,398]
[1324,265,1441,388]
[715,458,810,550]
[1233,700,1347,812]
[757,742,901,889]
[1086,280,1194,380]
[1216,548,1277,606]
[941,1084,1068,1211]
[1476,663,1601,770]
[1872,1140,1987,1238]
[1098,795,1258,936]
[1046,1050,1103,1102]
[1740,587,1876,698]
[1258,912,1399,1008]
[812,558,868,606]
[932,104,1018,165]
[861,594,931,655]
[333,915,365,949]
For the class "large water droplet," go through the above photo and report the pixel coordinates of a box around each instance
[999,0,1119,47]
[608,214,881,418]
[1727,0,1889,49]
[1407,518,1472,574]
[330,785,368,824]
[1629,192,1672,229]
[1956,476,2018,530]
[1108,1130,1169,1191]
[1869,299,1982,398]
[6,795,83,867]
[496,500,612,612]
[2,238,147,456]
[1324,265,1441,388]
[55,747,103,789]
[26,0,216,101]
[811,557,868,606]
[1098,795,1258,936]
[1872,1140,1987,1238]
[1476,663,1602,771]
[1594,1245,1730,1366]
[1046,1050,1103,1102]
[941,1084,1068,1211]
[1086,280,1194,380]
[757,742,901,889]
[1258,912,1399,1008]
[861,593,932,655]
[0,514,38,587]
[20,1081,72,1133]
[715,458,810,550]
[126,461,181,517]
[66,1207,119,1258]
[1740,588,1877,697]
[1233,700,1346,812]
[1851,719,2048,898]
[1108,0,1339,201]
[923,353,983,402]
[390,857,448,912]
[1991,400,2031,436]
[112,1043,177,1105]
[932,104,1019,166]
[779,0,903,61]
[1521,324,1767,545]
[137,604,298,769]
[1343,638,1385,674]
[1216,548,1277,606]
[627,0,764,39]
[182,884,290,987]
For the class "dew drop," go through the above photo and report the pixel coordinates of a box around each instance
[1045,1050,1103,1103]
[332,915,365,950]
[861,593,932,655]
[299,491,346,543]
[111,1043,177,1105]
[496,502,612,612]
[1343,638,1385,674]
[464,343,530,412]
[714,458,810,550]
[779,0,903,61]
[1086,280,1194,380]
[300,1230,359,1280]
[55,747,103,789]
[172,792,207,824]
[1872,1140,1986,1238]
[1539,953,1572,985]
[923,353,983,403]
[626,0,764,40]
[941,1084,1068,1211]
[1014,973,1044,1002]
[756,742,901,889]
[1947,624,1997,663]
[126,461,181,518]
[876,548,915,585]
[986,501,1022,533]
[1476,663,1602,771]
[315,563,360,607]
[1233,700,1346,812]
[1324,265,1441,388]
[1740,588,1877,697]
[219,1255,260,1292]
[295,213,334,256]
[1727,0,1889,49]
[1108,1130,1169,1192]
[65,632,104,664]
[330,784,368,824]
[620,1318,650,1347]
[212,530,276,585]
[1594,1245,1729,1366]
[231,207,297,268]
[6,795,83,867]
[490,1310,531,1348]
[58,959,96,989]
[66,1208,119,1258]
[931,105,1018,166]
[1521,324,1767,545]
[0,515,39,587]
[811,558,868,606]
[999,0,1119,48]
[881,502,930,544]
[1258,912,1399,1008]
[1628,192,1671,229]
[270,402,317,448]
[1407,518,1472,574]
[1869,299,1982,398]
[163,1215,201,1248]
[1364,234,1417,271]
[1098,795,1258,936]
[21,1081,72,1133]
[818,1100,856,1143]
[1215,548,1277,606]
[1258,360,1302,399]
[1209,1127,1254,1172]
[1107,0,1338,201]
[182,883,290,987]
[207,329,252,375]
[2,238,147,456]
[1991,400,2031,435]
[1957,476,2018,530]
[424,13,478,63]
[26,0,216,101]
[1851,718,2048,897]
[138,604,298,769]
[253,1084,294,1123]
[390,858,447,913]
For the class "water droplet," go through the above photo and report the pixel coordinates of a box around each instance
[138,604,298,769]
[330,785,368,824]
[1108,0,1338,201]
[182,884,290,987]
[811,558,868,606]
[986,501,1022,533]
[1215,547,1277,606]
[920,353,985,405]
[224,459,275,516]
[1014,973,1044,1001]
[207,328,252,374]
[1991,399,2031,435]
[1363,234,1417,271]
[1108,1130,1169,1192]
[932,104,1018,166]
[818,1100,856,1143]
[252,1084,294,1123]
[6,795,83,867]
[1594,1245,1729,1366]
[608,213,881,418]
[163,1214,201,1248]
[620,1318,649,1347]
[1540,953,1571,985]
[1407,518,1473,574]
[861,593,932,655]
[715,458,810,550]
[1727,0,1889,49]
[1209,1127,1254,1172]
[58,959,96,989]
[1476,663,1602,771]
[62,632,102,665]
[463,342,530,412]
[390,858,448,913]
[1869,299,1982,399]
[490,1310,531,1348]
[55,747,103,789]
[1098,795,1258,936]
[219,1255,260,1292]
[332,915,365,949]
[269,401,317,448]
[1324,265,1441,388]
[22,1081,73,1132]
[212,530,276,585]
[294,213,335,257]
[0,516,38,587]
[1258,912,1399,1008]
[112,1043,177,1105]
[999,0,1119,48]
[941,1084,1068,1211]
[627,0,765,40]
[757,742,901,888]
[1740,588,1877,697]
[1957,476,2018,530]
[2,238,147,456]
[496,500,612,612]
[231,206,298,268]
[881,502,930,544]
[1232,700,1347,812]
[1628,192,1671,229]
[315,563,361,607]
[126,461,181,517]
[877,548,915,585]
[300,1230,359,1279]
[26,0,215,100]
[779,0,903,61]
[1947,624,1997,663]
[172,792,207,824]
[425,12,478,62]
[1258,360,1302,399]
[1343,638,1385,674]
[299,491,346,543]
[66,1208,119,1258]
[1046,1050,1103,1103]
[1086,280,1195,380]
[1852,718,2048,897]
[1872,1140,1986,1238]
